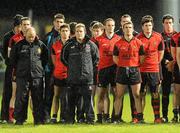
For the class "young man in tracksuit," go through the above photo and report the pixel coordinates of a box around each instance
[161,14,177,123]
[61,23,99,124]
[9,27,48,125]
[0,14,23,123]
[43,13,65,123]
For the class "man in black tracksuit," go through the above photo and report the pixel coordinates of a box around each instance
[61,23,99,124]
[0,14,23,123]
[9,27,48,125]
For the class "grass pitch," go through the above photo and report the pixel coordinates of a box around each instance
[0,89,180,133]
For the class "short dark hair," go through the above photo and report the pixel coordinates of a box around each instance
[122,21,134,29]
[69,22,77,35]
[59,23,70,31]
[121,14,131,20]
[162,14,174,23]
[103,18,115,25]
[13,14,23,27]
[21,17,31,24]
[141,15,153,26]
[54,13,65,21]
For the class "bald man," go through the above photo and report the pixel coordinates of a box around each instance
[9,27,48,125]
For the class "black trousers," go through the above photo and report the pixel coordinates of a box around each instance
[161,65,173,118]
[66,85,94,123]
[59,86,68,121]
[14,77,44,123]
[0,65,12,121]
[43,71,54,120]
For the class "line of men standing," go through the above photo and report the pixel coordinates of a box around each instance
[0,13,180,125]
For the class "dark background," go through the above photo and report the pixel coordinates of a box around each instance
[0,0,179,89]
[0,0,179,39]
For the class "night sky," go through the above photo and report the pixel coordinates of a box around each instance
[0,0,179,34]
[0,0,156,26]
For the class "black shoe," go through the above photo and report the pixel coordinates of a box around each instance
[50,118,57,124]
[59,119,66,124]
[65,120,75,124]
[119,119,125,123]
[112,120,120,124]
[171,117,178,123]
[15,121,23,125]
[103,118,111,123]
[86,120,94,125]
[95,119,102,124]
[34,121,44,125]
[77,119,85,124]
[162,117,168,123]
[44,118,51,124]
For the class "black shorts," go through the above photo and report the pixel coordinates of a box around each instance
[116,67,142,85]
[98,65,116,88]
[173,63,180,84]
[140,72,160,93]
[53,77,67,87]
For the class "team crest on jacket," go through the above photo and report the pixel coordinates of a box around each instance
[37,48,41,54]
[85,45,91,52]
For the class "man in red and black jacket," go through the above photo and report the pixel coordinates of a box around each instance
[113,21,145,123]
[160,14,177,123]
[0,14,23,123]
[95,18,120,123]
[137,15,164,123]
[113,14,138,122]
[170,28,180,123]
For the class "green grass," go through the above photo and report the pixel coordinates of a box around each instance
[1,92,180,133]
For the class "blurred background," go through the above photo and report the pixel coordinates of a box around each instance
[0,0,180,85]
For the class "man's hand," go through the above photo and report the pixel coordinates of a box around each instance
[166,60,174,72]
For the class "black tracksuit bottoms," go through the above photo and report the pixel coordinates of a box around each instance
[14,77,44,123]
[67,84,94,123]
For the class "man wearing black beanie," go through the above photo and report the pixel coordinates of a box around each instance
[0,14,23,123]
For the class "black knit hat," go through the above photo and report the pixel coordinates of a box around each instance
[13,14,23,27]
